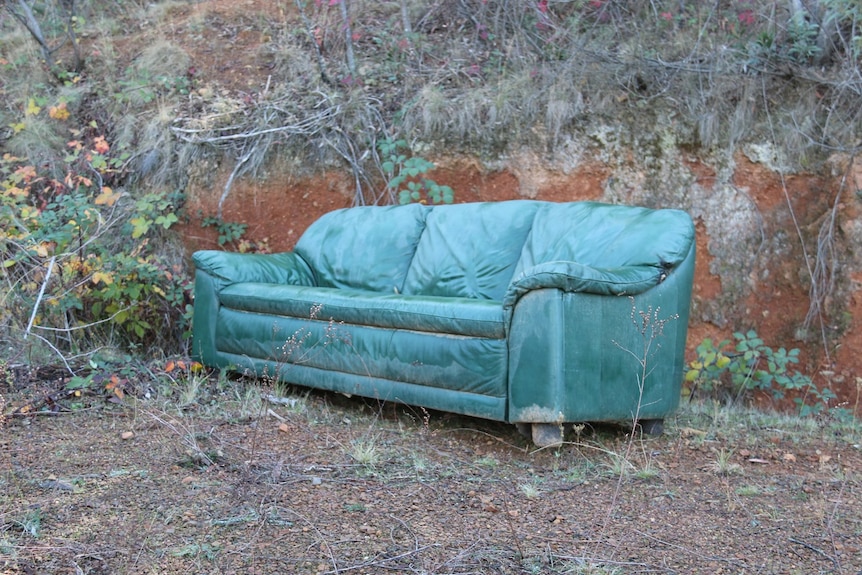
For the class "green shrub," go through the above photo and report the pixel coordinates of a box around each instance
[379,138,454,205]
[686,330,836,414]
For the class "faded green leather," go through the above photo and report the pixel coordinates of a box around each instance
[294,203,427,292]
[192,200,696,426]
[218,284,505,338]
[401,201,540,300]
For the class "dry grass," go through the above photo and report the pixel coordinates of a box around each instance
[3,0,859,204]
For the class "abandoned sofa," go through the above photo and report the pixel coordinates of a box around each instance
[191,200,695,445]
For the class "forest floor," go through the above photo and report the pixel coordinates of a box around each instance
[1,371,861,575]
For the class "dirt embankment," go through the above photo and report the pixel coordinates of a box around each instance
[157,0,861,414]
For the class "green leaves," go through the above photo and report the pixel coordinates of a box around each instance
[201,216,247,247]
[686,330,835,415]
[379,138,455,205]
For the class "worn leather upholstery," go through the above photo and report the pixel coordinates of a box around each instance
[192,200,695,426]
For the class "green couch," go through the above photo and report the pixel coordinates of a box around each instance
[191,200,695,445]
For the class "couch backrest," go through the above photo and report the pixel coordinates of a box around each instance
[294,201,694,299]
[401,201,540,300]
[512,202,695,277]
[294,203,428,292]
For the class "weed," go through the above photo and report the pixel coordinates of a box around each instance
[557,559,623,574]
[519,482,541,499]
[231,385,263,420]
[411,454,428,475]
[200,216,249,248]
[0,137,190,353]
[633,460,660,480]
[710,448,744,476]
[176,372,206,410]
[603,452,635,479]
[475,455,500,468]
[558,461,596,484]
[379,138,454,205]
[347,437,380,468]
[169,542,220,560]
[12,508,42,538]
[735,485,762,496]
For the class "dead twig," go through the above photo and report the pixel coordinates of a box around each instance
[788,537,840,570]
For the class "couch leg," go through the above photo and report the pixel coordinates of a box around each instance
[515,422,531,439]
[531,423,564,448]
[638,418,664,436]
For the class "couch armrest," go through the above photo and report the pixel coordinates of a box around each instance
[190,251,314,364]
[503,261,663,308]
[192,250,315,288]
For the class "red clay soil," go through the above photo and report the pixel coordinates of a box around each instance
[179,155,862,416]
[160,0,861,413]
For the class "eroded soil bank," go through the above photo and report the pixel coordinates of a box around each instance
[180,151,862,415]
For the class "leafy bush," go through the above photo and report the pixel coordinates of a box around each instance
[686,330,836,414]
[1,121,190,355]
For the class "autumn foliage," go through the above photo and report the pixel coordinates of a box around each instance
[0,104,190,353]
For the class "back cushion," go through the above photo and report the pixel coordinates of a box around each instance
[402,201,540,300]
[295,204,428,292]
[514,202,695,276]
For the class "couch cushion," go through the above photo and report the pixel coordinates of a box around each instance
[214,309,509,398]
[513,202,695,276]
[218,283,505,339]
[401,201,540,300]
[294,204,428,293]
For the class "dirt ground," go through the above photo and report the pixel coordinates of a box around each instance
[1,373,860,575]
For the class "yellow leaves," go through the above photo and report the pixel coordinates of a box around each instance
[49,102,70,120]
[65,171,92,189]
[33,242,52,258]
[14,165,37,183]
[7,97,68,133]
[25,98,41,116]
[19,205,39,220]
[130,216,150,239]
[91,271,114,286]
[92,136,110,155]
[4,186,26,198]
[165,360,204,374]
[94,186,120,206]
[104,375,125,400]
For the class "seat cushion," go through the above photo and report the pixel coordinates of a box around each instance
[294,203,429,293]
[401,201,540,300]
[218,283,506,339]
[215,308,509,398]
